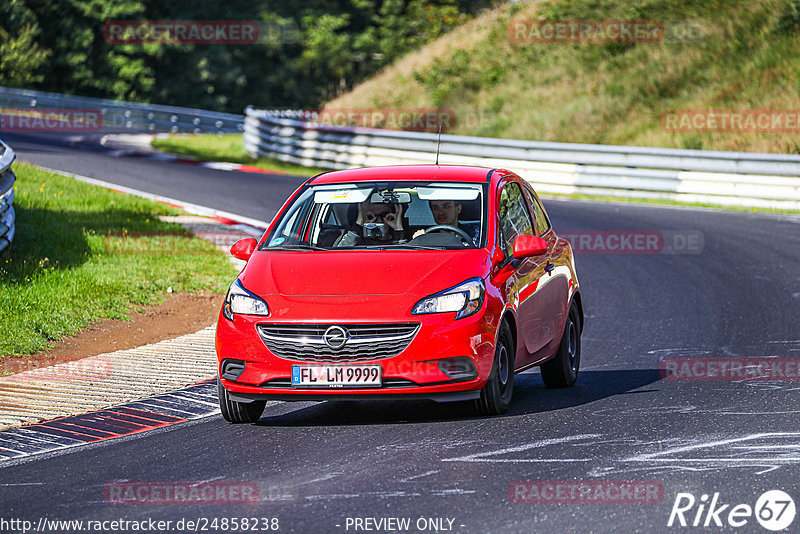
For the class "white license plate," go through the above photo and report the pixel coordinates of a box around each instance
[291,365,381,388]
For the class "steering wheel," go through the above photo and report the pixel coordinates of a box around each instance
[425,224,473,245]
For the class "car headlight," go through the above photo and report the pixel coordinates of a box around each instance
[222,280,269,321]
[412,278,485,320]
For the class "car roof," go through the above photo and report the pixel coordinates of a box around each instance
[308,165,497,185]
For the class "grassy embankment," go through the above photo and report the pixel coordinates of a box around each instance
[329,0,800,153]
[0,163,237,357]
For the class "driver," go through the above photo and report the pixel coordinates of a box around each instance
[426,200,480,244]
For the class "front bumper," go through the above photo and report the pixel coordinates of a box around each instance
[215,307,497,399]
[225,388,481,403]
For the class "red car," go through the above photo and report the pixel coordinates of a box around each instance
[216,165,583,422]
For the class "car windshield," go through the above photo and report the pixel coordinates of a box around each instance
[262,181,486,250]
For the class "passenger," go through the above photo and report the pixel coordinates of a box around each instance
[335,200,405,247]
[360,202,402,230]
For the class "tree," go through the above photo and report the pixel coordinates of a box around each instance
[0,2,50,86]
[1,0,499,111]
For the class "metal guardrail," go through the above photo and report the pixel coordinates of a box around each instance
[0,139,16,253]
[244,107,800,210]
[0,86,244,135]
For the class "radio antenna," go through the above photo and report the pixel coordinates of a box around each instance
[435,122,442,165]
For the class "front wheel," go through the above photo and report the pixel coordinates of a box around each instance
[475,322,515,415]
[540,302,581,388]
[218,378,266,423]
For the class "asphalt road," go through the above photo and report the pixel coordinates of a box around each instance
[2,135,800,533]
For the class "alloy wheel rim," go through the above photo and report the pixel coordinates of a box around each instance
[498,344,509,388]
[567,320,577,371]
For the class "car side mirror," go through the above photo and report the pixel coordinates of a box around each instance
[230,238,257,261]
[491,247,505,264]
[513,235,548,259]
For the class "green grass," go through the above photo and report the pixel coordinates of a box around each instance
[0,163,238,357]
[151,134,329,177]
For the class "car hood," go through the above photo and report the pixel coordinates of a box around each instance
[241,249,490,298]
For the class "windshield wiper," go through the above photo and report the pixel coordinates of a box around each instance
[362,244,446,250]
[269,244,329,251]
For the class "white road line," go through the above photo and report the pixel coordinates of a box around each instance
[441,434,602,463]
[400,470,439,482]
[624,432,800,465]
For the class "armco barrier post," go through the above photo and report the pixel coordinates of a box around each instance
[0,139,16,253]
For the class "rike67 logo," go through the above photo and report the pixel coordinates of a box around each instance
[668,490,795,531]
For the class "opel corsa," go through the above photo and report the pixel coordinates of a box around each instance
[216,165,584,422]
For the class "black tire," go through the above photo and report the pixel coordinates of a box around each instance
[475,322,515,415]
[540,302,581,388]
[218,378,266,424]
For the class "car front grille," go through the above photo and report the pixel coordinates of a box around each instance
[257,323,420,362]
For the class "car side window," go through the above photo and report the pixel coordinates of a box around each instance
[498,182,534,256]
[521,185,551,236]
[276,194,314,241]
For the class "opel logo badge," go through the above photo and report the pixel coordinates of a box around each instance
[323,325,349,350]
